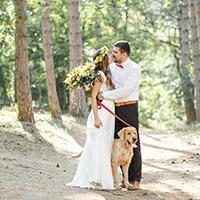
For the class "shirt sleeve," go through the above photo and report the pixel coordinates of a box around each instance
[102,65,141,100]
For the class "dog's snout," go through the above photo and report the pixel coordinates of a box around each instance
[132,138,137,142]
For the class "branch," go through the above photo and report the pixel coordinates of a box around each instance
[159,39,179,48]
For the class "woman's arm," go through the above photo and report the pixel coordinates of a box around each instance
[91,78,102,128]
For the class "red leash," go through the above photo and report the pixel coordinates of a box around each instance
[96,99,131,127]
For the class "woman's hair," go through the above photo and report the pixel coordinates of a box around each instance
[93,49,115,90]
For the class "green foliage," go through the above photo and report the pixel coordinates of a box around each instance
[0,1,15,106]
[27,1,69,109]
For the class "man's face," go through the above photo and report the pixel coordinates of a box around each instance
[112,47,124,63]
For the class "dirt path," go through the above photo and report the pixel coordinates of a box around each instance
[0,111,200,200]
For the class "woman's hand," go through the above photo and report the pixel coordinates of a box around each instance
[82,85,93,91]
[97,92,104,101]
[94,118,103,128]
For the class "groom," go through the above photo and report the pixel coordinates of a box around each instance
[98,40,142,189]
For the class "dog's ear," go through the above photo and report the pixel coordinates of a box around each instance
[118,128,125,140]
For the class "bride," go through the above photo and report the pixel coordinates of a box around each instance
[66,46,115,189]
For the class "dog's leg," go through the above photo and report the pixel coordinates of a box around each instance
[122,164,129,188]
[112,163,119,189]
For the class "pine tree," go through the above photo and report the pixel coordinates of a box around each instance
[42,0,62,119]
[68,0,87,117]
[14,0,35,123]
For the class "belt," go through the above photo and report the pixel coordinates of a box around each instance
[114,100,138,107]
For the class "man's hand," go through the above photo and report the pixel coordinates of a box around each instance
[97,92,104,101]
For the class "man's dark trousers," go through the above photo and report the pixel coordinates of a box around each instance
[114,103,142,182]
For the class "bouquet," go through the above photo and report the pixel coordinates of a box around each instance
[64,65,96,91]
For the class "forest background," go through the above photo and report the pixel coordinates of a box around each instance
[1,0,200,131]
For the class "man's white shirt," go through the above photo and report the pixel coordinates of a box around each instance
[102,58,141,102]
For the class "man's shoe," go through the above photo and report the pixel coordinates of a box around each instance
[133,181,140,189]
[128,181,140,190]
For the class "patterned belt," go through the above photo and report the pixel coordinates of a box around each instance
[114,100,138,107]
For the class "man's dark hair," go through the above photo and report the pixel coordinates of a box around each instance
[114,40,131,56]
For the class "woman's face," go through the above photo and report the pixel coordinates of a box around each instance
[107,54,114,64]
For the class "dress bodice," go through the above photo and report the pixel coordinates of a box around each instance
[97,71,109,92]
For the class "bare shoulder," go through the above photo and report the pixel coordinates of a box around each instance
[96,70,107,83]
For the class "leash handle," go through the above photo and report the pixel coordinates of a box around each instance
[96,99,132,127]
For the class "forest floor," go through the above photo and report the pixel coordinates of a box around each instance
[0,109,200,200]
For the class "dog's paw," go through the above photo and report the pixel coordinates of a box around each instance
[121,187,128,192]
[114,186,120,190]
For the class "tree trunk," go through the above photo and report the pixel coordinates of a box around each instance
[14,0,35,123]
[192,0,200,122]
[56,75,67,112]
[124,0,129,31]
[175,0,196,123]
[68,0,87,118]
[41,0,62,120]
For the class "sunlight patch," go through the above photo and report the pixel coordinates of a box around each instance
[37,121,83,156]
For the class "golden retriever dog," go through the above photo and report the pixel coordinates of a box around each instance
[111,127,137,190]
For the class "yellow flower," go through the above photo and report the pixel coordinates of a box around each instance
[64,64,96,90]
[76,75,81,81]
[91,65,95,70]
[94,46,109,64]
[83,65,89,71]
[64,75,72,85]
[83,71,89,77]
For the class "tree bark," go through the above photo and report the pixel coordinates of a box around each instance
[125,0,129,31]
[192,0,200,122]
[175,0,196,123]
[68,0,87,117]
[41,0,62,120]
[56,75,68,112]
[14,0,35,123]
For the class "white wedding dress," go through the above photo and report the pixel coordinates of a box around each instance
[66,71,115,190]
